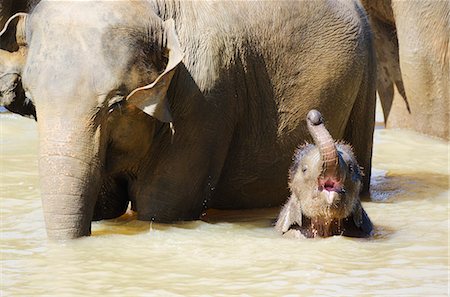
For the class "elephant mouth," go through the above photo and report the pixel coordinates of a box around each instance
[318,178,344,193]
[318,178,345,205]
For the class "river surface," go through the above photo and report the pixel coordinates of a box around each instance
[1,114,449,296]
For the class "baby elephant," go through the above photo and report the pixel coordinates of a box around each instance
[276,110,373,238]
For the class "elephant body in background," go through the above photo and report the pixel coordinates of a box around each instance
[361,0,449,139]
[0,0,376,239]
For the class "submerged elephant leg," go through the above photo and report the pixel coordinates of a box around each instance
[133,114,235,222]
[343,48,377,196]
[92,176,130,221]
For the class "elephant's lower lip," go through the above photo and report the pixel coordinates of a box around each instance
[319,187,345,195]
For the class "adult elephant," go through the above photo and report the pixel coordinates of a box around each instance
[0,0,376,239]
[361,0,449,140]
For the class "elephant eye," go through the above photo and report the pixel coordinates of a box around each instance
[107,95,125,112]
[348,164,353,172]
[302,165,308,173]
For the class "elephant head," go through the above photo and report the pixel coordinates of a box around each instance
[0,1,183,239]
[275,110,372,238]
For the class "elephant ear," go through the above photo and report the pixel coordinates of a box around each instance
[0,13,35,119]
[126,18,184,123]
[352,201,373,236]
[275,194,303,234]
[352,200,363,228]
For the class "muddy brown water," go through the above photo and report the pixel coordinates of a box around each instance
[1,114,448,296]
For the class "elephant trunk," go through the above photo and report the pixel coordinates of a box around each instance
[37,117,103,240]
[306,110,339,180]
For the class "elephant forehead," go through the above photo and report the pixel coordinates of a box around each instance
[289,146,321,180]
[29,2,137,52]
[23,30,120,98]
[24,2,160,97]
[336,144,357,164]
[32,1,152,29]
[28,1,161,60]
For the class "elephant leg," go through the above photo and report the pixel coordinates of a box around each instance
[389,1,449,139]
[92,176,130,221]
[133,118,235,222]
[344,47,377,196]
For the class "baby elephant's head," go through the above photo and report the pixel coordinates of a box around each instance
[290,110,362,221]
[276,110,372,238]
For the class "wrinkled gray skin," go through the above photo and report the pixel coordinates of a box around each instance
[0,0,376,240]
[361,0,449,140]
[276,110,373,238]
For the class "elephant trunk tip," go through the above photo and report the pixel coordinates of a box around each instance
[306,109,340,181]
[307,109,323,126]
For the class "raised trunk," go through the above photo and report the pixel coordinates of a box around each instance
[37,119,103,240]
[306,110,339,179]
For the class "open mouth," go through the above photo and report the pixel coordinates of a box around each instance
[318,178,344,194]
[324,180,336,191]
